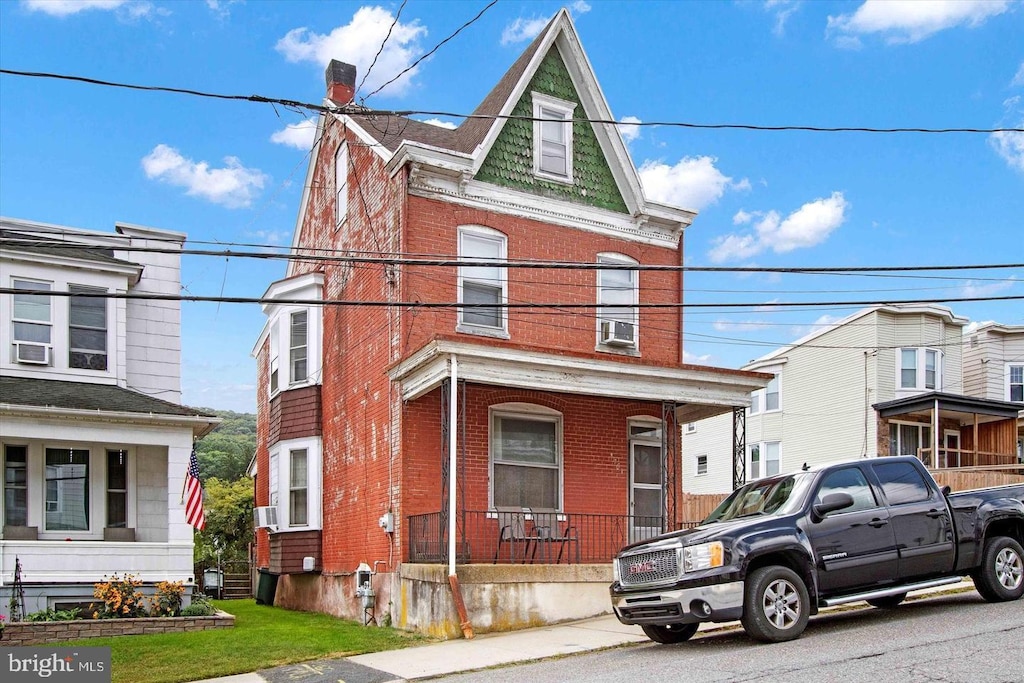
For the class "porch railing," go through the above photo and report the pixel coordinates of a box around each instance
[916,448,1021,469]
[407,510,701,565]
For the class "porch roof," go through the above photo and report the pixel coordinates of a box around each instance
[0,376,220,437]
[873,391,1023,422]
[388,339,770,420]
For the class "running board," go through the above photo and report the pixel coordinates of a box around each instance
[820,576,965,608]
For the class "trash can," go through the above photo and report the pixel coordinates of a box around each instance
[255,569,278,605]
[203,568,223,599]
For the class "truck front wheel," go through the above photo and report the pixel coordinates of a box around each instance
[974,536,1024,602]
[640,622,699,644]
[741,566,810,643]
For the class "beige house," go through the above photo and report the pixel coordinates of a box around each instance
[683,304,1022,495]
[963,321,1024,460]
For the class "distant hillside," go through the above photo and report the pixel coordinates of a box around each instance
[194,409,256,482]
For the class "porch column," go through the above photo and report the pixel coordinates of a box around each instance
[448,356,458,575]
[661,402,679,532]
[932,399,940,468]
[732,407,746,490]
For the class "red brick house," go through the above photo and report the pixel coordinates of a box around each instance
[252,9,767,636]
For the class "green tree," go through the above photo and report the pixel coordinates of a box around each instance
[194,477,254,564]
[194,410,256,482]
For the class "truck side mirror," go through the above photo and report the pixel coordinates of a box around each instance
[941,485,951,497]
[812,492,855,522]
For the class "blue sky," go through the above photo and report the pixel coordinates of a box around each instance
[1,0,1021,414]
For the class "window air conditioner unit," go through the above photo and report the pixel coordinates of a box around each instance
[600,320,635,346]
[15,342,51,365]
[254,506,278,530]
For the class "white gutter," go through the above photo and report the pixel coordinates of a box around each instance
[0,404,221,438]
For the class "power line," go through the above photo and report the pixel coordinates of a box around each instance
[4,67,1022,135]
[357,0,409,99]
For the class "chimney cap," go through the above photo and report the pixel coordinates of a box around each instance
[325,60,357,89]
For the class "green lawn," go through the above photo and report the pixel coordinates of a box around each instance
[62,600,425,683]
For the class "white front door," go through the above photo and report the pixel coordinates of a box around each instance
[629,423,663,543]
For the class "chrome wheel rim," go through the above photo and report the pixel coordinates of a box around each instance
[995,548,1023,591]
[762,578,801,630]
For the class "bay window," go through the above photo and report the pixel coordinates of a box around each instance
[898,348,942,391]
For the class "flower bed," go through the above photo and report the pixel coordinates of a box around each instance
[0,611,234,646]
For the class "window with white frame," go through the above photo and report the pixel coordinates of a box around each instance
[268,451,279,509]
[335,142,348,226]
[1007,364,1023,403]
[889,421,932,458]
[269,320,280,394]
[289,310,308,384]
[458,226,507,333]
[597,254,638,348]
[898,348,942,391]
[532,92,575,182]
[749,391,762,415]
[696,454,708,476]
[12,278,52,363]
[106,449,128,528]
[45,448,89,531]
[749,374,780,414]
[685,422,696,434]
[749,441,780,479]
[289,449,308,527]
[3,445,28,527]
[491,407,561,509]
[69,285,108,371]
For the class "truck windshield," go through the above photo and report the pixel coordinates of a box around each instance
[703,473,815,523]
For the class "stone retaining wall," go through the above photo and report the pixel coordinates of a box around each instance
[0,612,234,646]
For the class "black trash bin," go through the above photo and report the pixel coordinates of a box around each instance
[255,569,278,605]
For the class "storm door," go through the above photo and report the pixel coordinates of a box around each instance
[629,422,664,543]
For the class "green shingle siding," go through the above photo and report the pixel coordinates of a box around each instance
[475,47,628,214]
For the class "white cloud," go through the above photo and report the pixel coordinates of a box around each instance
[964,320,996,334]
[619,116,642,143]
[764,0,800,36]
[501,15,550,45]
[683,350,713,365]
[1012,62,1024,88]
[713,319,772,332]
[638,156,750,211]
[270,118,317,150]
[709,191,848,263]
[141,144,268,209]
[827,0,1011,45]
[791,314,842,339]
[22,0,160,18]
[960,276,1017,298]
[205,0,240,19]
[421,118,458,129]
[989,121,1024,174]
[276,7,426,98]
[571,1,591,15]
[733,209,754,225]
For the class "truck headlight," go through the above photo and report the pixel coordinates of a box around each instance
[683,541,724,572]
[612,557,620,583]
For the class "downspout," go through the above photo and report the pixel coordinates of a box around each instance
[447,355,474,639]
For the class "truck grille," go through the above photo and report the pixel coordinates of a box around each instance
[617,548,679,586]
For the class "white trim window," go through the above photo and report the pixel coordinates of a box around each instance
[12,278,53,364]
[597,253,638,349]
[267,438,322,530]
[532,92,576,183]
[490,405,561,510]
[458,226,507,335]
[269,320,280,395]
[898,348,942,391]
[335,142,348,226]
[889,421,932,458]
[695,454,708,476]
[749,374,780,414]
[289,310,308,384]
[3,445,28,527]
[749,441,781,479]
[68,285,108,371]
[106,449,128,529]
[45,448,90,531]
[1007,363,1023,403]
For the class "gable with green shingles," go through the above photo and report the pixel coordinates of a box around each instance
[475,46,629,213]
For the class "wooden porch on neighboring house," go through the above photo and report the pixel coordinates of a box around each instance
[874,391,1024,474]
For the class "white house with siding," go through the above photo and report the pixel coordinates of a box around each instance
[963,322,1024,460]
[0,217,218,616]
[683,304,970,494]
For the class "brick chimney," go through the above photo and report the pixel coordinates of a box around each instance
[325,60,356,105]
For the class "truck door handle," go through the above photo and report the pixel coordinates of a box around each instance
[926,509,945,518]
[868,519,889,528]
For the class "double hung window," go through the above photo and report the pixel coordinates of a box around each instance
[749,441,781,479]
[289,449,308,527]
[335,142,348,225]
[899,348,941,391]
[491,409,561,510]
[532,93,575,182]
[1008,364,1023,403]
[597,254,638,347]
[458,227,507,333]
[45,448,89,531]
[289,311,308,384]
[69,285,108,370]
[3,445,28,527]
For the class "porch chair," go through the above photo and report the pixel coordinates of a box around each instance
[493,506,536,563]
[528,508,580,564]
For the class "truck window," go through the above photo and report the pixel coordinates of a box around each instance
[813,467,877,514]
[873,461,932,505]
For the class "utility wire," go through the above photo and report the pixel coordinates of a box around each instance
[357,0,409,99]
[3,67,1021,135]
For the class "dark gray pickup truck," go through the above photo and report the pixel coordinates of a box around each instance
[610,456,1024,643]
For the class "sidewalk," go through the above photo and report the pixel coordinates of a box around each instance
[192,579,976,683]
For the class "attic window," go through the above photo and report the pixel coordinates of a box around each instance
[532,92,575,183]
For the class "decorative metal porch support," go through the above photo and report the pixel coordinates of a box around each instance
[439,377,467,555]
[732,406,746,490]
[662,402,680,532]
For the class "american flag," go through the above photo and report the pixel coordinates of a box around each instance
[183,447,206,530]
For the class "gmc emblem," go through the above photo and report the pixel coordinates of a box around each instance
[628,560,656,575]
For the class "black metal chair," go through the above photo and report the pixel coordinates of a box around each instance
[493,506,536,563]
[529,508,580,564]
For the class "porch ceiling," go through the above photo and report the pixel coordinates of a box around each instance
[873,391,1023,423]
[388,339,769,413]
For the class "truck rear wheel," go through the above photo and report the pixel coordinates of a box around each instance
[974,536,1024,602]
[741,566,809,643]
[640,622,699,644]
